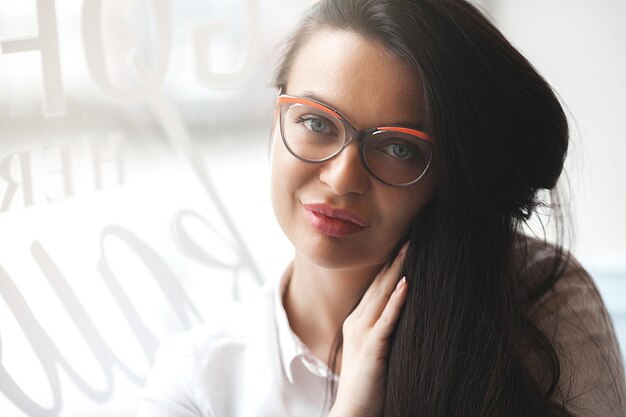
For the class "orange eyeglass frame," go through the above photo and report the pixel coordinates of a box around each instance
[274,93,434,187]
[275,94,433,143]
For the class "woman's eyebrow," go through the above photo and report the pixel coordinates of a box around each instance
[299,91,336,108]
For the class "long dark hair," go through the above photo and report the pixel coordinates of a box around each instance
[275,1,579,415]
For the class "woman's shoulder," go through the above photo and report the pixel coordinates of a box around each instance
[138,282,278,416]
[514,235,593,305]
[162,281,276,356]
[514,235,612,343]
[515,235,626,416]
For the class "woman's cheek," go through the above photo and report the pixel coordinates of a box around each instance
[270,144,306,238]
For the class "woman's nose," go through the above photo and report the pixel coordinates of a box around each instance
[318,141,371,195]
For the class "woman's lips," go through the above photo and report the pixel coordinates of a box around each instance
[303,203,370,237]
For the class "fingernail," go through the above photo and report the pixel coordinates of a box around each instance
[395,276,407,290]
[400,241,410,255]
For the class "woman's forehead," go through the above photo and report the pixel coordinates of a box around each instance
[286,30,425,129]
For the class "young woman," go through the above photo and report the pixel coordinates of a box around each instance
[138,0,626,416]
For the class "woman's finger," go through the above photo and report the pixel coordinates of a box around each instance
[372,276,408,340]
[354,242,409,322]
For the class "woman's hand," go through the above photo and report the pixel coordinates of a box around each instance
[329,242,410,417]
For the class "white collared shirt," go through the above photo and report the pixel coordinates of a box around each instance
[137,264,338,417]
[138,243,626,416]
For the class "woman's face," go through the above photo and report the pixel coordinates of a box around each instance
[271,30,435,270]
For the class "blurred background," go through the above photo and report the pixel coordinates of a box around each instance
[0,0,624,415]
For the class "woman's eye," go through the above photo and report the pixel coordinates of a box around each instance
[297,115,334,134]
[381,142,420,160]
[305,119,328,133]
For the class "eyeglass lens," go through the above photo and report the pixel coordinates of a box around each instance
[281,103,432,185]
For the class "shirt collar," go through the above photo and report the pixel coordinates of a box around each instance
[273,263,339,384]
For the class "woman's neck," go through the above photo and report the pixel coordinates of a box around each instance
[282,252,383,367]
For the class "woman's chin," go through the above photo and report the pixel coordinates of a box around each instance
[294,238,386,272]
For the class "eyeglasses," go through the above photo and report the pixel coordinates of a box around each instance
[276,94,433,187]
